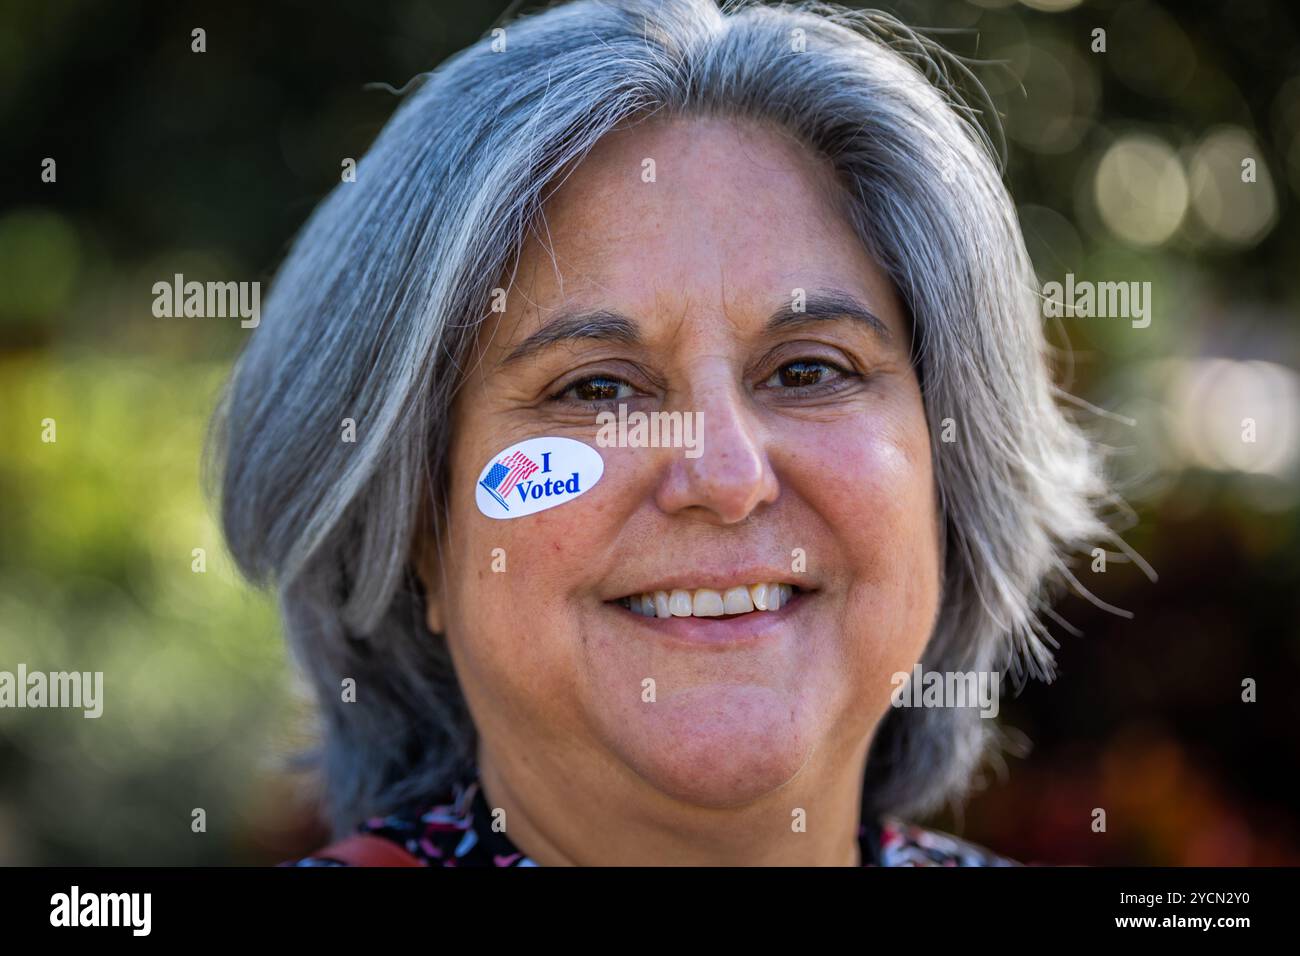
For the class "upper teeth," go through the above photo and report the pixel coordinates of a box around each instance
[622,584,795,618]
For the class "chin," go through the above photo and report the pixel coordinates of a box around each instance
[601,684,819,807]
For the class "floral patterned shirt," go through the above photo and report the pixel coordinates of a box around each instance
[283,774,1017,867]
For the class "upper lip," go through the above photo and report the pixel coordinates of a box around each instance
[605,567,818,600]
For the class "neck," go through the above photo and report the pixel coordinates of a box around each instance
[475,738,870,866]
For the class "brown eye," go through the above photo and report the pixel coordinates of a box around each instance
[562,375,633,402]
[758,358,856,395]
[777,361,828,388]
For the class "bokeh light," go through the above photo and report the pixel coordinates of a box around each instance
[1162,358,1300,476]
[1186,126,1278,248]
[1092,134,1189,246]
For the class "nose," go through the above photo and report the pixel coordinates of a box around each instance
[653,369,779,524]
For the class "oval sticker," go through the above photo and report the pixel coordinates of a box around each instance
[474,436,604,520]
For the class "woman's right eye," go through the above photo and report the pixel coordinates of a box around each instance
[554,375,636,403]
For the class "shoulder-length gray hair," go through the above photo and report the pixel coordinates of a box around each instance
[211,0,1120,836]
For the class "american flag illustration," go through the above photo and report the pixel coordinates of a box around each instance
[479,450,540,510]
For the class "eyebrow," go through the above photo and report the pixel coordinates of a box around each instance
[499,289,892,367]
[764,290,893,344]
[501,310,640,366]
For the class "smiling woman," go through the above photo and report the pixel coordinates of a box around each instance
[210,0,1111,866]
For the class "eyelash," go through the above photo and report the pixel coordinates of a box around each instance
[550,375,638,405]
[758,359,856,395]
[550,360,857,405]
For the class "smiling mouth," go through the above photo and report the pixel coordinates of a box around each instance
[614,583,802,620]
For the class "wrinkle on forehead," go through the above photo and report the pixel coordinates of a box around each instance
[474,112,898,372]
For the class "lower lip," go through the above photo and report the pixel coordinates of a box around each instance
[606,591,810,648]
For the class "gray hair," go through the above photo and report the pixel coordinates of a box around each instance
[210,0,1122,836]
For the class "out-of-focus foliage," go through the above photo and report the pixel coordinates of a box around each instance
[0,356,292,863]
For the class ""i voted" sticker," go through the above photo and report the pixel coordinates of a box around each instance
[475,436,604,519]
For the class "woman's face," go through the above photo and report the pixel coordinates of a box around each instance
[424,115,941,808]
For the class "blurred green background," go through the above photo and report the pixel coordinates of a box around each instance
[1,0,1297,864]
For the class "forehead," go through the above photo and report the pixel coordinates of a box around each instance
[488,114,903,352]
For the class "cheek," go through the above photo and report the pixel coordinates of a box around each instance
[847,418,935,562]
[780,404,940,667]
[789,400,935,554]
[444,493,584,672]
[440,438,633,703]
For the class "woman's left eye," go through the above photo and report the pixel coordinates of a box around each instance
[761,360,850,390]
[554,375,636,403]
